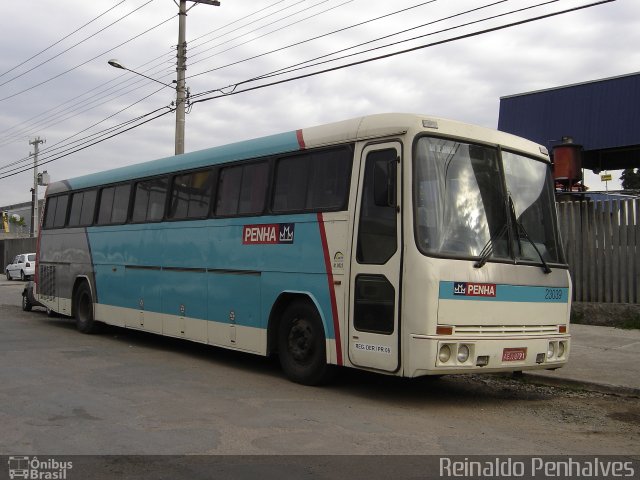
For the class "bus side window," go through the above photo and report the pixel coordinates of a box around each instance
[43,195,69,229]
[44,196,58,229]
[131,178,168,223]
[216,162,268,216]
[68,190,97,227]
[272,147,352,213]
[272,155,309,212]
[168,169,214,219]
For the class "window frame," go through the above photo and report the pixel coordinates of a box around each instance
[214,160,270,218]
[270,145,354,215]
[67,189,98,228]
[43,194,70,230]
[166,167,217,221]
[130,175,170,224]
[96,183,133,226]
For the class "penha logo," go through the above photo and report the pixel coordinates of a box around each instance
[243,223,295,245]
[453,282,496,297]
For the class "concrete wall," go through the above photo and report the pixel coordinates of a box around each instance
[1,238,37,271]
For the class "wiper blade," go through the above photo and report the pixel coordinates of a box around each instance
[509,196,552,274]
[474,223,509,269]
[514,220,552,274]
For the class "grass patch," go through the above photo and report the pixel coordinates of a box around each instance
[618,315,640,330]
[570,309,585,324]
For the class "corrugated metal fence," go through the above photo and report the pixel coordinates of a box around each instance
[557,199,639,303]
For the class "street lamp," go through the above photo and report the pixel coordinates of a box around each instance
[108,1,220,156]
[108,59,182,154]
[107,59,175,89]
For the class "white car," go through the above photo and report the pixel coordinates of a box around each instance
[5,253,36,281]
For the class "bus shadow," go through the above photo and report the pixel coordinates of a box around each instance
[38,315,554,405]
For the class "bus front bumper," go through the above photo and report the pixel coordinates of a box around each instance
[406,334,570,377]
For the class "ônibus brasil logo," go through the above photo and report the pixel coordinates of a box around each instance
[8,456,73,479]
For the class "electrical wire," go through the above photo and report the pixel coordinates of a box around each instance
[0,13,176,104]
[0,0,614,183]
[0,0,129,80]
[0,0,156,89]
[0,105,174,180]
[188,0,326,61]
[0,60,175,149]
[190,0,615,106]
[0,88,169,175]
[209,0,540,92]
[186,0,436,79]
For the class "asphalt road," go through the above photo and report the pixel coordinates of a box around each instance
[0,278,638,457]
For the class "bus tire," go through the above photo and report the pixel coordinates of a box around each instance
[278,300,332,386]
[22,293,32,312]
[75,282,100,334]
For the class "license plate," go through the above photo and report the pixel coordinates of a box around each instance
[502,347,527,362]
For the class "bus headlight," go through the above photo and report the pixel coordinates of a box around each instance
[558,341,565,358]
[457,344,470,363]
[438,344,451,363]
[547,342,556,359]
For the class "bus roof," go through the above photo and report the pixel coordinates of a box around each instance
[48,113,547,195]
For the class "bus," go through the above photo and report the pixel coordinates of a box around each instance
[36,113,571,385]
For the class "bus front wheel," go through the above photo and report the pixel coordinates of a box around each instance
[278,300,332,386]
[74,283,99,334]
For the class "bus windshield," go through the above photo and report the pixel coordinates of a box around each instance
[414,136,563,265]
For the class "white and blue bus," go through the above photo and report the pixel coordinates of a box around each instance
[36,113,570,384]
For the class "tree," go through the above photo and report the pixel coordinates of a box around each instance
[9,214,25,226]
[620,169,640,189]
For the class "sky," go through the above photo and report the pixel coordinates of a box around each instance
[0,0,638,209]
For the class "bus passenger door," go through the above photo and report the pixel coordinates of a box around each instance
[348,143,402,372]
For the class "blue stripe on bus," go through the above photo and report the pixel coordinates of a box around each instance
[438,281,569,303]
[86,214,337,338]
[68,131,302,190]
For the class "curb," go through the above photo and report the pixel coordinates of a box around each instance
[521,372,640,397]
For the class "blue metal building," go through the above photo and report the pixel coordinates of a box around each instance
[498,72,640,172]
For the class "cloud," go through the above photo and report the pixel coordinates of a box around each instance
[0,0,635,206]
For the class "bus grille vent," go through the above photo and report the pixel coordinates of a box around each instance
[453,325,559,336]
[39,265,56,300]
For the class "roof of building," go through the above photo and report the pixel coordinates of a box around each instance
[498,72,640,171]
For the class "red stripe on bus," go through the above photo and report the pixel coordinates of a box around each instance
[317,212,343,366]
[296,129,306,149]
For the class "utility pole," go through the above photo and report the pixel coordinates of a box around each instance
[175,0,220,155]
[29,136,45,238]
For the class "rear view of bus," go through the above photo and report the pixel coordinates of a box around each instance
[400,118,570,377]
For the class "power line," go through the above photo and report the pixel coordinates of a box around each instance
[0,59,174,149]
[0,0,614,183]
[0,85,169,174]
[188,0,323,60]
[214,0,537,92]
[0,0,129,80]
[188,0,289,46]
[188,0,356,68]
[190,0,615,106]
[0,13,176,104]
[185,0,444,80]
[0,105,174,180]
[0,0,155,89]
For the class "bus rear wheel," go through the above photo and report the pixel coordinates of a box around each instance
[22,293,32,311]
[75,283,100,334]
[278,300,332,386]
